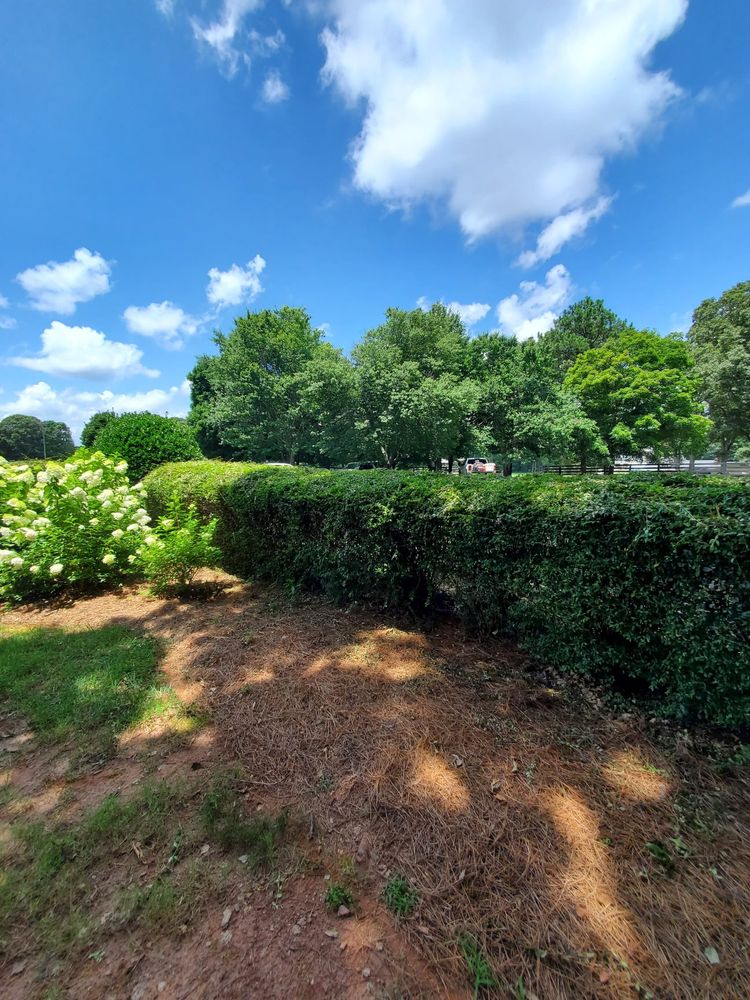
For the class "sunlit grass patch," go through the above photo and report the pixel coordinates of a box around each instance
[0,625,201,758]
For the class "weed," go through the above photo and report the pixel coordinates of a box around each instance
[325,883,354,911]
[513,975,527,1000]
[316,772,334,792]
[645,840,674,874]
[381,875,419,918]
[200,772,288,867]
[458,934,498,997]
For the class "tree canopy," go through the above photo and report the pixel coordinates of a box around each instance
[0,415,74,460]
[688,280,750,471]
[186,285,747,471]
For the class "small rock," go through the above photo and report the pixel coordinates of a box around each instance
[238,854,248,864]
[337,905,351,918]
[292,924,302,936]
[375,941,384,952]
[131,986,146,1000]
[220,930,233,947]
[200,843,210,856]
[324,929,338,939]
[11,960,26,976]
[598,971,610,984]
[362,968,371,979]
[339,942,347,951]
[158,984,167,994]
[221,908,232,929]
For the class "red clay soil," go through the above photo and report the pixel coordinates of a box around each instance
[2,572,750,999]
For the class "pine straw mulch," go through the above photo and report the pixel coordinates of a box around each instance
[3,571,750,1000]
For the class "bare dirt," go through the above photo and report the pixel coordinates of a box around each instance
[2,572,749,999]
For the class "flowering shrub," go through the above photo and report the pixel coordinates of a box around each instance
[0,452,152,602]
[138,498,220,593]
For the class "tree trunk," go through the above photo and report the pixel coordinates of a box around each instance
[689,457,696,473]
[720,454,729,475]
[502,462,512,477]
[448,456,454,474]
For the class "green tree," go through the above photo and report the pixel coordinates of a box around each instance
[80,410,116,449]
[352,304,475,467]
[94,412,202,481]
[41,421,75,459]
[188,308,345,463]
[538,296,633,374]
[564,330,709,461]
[0,414,45,460]
[688,280,750,473]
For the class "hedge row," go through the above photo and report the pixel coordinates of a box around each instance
[144,462,750,726]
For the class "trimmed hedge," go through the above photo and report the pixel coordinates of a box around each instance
[144,462,750,726]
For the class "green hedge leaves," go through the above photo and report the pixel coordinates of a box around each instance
[144,462,750,726]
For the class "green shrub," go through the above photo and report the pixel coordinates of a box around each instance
[94,412,201,482]
[80,410,116,449]
[0,452,152,602]
[140,498,221,593]
[143,463,750,726]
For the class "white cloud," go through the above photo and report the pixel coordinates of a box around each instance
[731,189,750,209]
[262,70,290,104]
[517,196,612,268]
[0,294,15,330]
[155,0,175,15]
[321,0,685,243]
[122,301,198,348]
[191,0,264,76]
[0,380,190,441]
[417,296,490,327]
[16,247,112,315]
[11,321,159,381]
[496,264,572,341]
[206,255,266,309]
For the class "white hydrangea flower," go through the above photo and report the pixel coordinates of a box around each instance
[21,528,37,540]
[49,563,63,575]
[89,518,99,526]
[127,523,140,532]
[112,529,124,539]
[70,486,85,497]
[127,554,136,564]
[36,471,49,484]
[144,535,157,546]
[0,527,10,538]
[112,511,124,520]
[115,462,128,473]
[30,565,39,574]
[102,553,116,565]
[97,489,114,501]
[0,549,14,562]
[10,557,24,569]
[101,500,112,509]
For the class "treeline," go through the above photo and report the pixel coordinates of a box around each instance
[0,414,74,461]
[187,280,750,473]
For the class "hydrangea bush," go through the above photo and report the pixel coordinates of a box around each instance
[0,451,155,602]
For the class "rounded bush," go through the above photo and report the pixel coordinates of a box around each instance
[94,413,201,481]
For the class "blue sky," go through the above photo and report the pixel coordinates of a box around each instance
[0,0,748,438]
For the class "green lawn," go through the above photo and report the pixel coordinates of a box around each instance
[0,624,197,758]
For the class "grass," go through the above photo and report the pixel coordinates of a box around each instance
[199,770,289,866]
[0,779,189,955]
[0,771,291,959]
[381,874,419,918]
[0,624,201,758]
